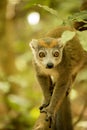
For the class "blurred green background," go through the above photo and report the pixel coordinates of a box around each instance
[0,0,87,130]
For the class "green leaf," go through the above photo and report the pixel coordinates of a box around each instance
[68,11,87,22]
[23,0,42,9]
[82,24,87,27]
[61,31,76,44]
[23,0,50,10]
[37,4,58,18]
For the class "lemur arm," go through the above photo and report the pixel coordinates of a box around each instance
[41,68,72,121]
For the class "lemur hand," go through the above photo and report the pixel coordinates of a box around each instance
[40,107,54,128]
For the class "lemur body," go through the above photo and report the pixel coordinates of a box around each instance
[30,25,87,129]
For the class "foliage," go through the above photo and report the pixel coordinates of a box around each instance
[68,11,87,23]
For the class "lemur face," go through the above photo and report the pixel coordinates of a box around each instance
[30,37,64,69]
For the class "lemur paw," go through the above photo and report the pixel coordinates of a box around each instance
[40,107,54,128]
[39,103,49,111]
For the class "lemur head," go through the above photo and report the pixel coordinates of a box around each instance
[29,31,76,69]
[30,37,64,69]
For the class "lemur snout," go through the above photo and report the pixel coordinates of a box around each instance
[46,63,54,69]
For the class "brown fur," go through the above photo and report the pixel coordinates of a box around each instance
[30,25,87,130]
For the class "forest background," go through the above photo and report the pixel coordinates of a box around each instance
[0,0,87,130]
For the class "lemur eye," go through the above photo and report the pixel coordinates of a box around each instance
[39,51,46,58]
[53,51,59,57]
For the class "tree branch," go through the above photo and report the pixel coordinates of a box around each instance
[32,113,53,130]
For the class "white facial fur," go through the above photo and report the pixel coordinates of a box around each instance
[29,38,64,69]
[37,48,63,68]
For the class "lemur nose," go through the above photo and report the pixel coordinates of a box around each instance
[46,63,54,69]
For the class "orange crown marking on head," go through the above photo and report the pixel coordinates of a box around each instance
[38,39,58,48]
[38,40,48,48]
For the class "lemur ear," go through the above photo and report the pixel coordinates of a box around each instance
[58,31,76,46]
[57,38,64,48]
[29,39,38,49]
